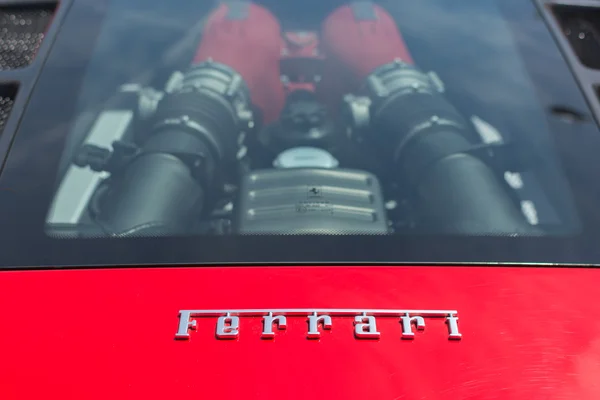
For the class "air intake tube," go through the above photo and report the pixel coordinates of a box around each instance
[89,61,252,236]
[364,61,536,234]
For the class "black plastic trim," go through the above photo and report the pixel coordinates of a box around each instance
[537,0,600,126]
[0,262,598,272]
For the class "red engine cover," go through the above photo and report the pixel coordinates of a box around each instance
[1,266,600,399]
[193,3,286,124]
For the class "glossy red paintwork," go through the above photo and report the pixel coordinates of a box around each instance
[1,266,600,399]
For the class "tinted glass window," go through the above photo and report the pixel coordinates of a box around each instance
[46,0,578,238]
[1,0,599,267]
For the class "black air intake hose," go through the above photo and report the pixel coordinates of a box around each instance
[91,61,252,236]
[365,61,536,234]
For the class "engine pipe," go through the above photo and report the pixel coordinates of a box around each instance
[89,2,279,236]
[90,61,252,236]
[321,4,533,233]
[364,61,536,234]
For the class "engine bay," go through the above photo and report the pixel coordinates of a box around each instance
[46,0,562,237]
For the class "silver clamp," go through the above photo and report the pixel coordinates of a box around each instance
[343,94,372,140]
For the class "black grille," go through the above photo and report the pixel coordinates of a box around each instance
[0,4,56,70]
[0,85,17,134]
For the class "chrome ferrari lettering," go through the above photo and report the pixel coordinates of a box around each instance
[446,314,462,340]
[307,312,332,338]
[262,312,287,339]
[354,313,380,338]
[175,310,197,339]
[175,309,461,341]
[400,313,425,339]
[216,314,239,339]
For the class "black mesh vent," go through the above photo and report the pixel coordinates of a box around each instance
[0,85,17,134]
[0,4,56,70]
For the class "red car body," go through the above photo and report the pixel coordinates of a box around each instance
[2,265,600,399]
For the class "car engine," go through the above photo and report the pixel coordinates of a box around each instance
[47,2,537,237]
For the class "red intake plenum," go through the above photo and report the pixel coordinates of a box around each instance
[319,4,414,111]
[193,3,286,124]
[193,2,414,123]
[322,4,414,78]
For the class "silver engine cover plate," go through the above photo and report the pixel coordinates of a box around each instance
[236,168,388,235]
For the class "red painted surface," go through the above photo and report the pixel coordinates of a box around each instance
[1,266,600,399]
